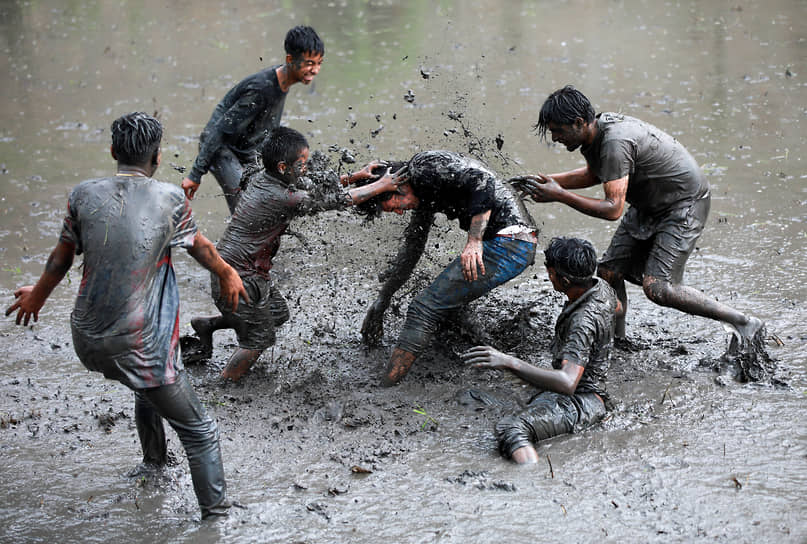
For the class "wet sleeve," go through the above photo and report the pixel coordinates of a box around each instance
[377,209,433,297]
[598,139,634,183]
[464,170,496,217]
[295,182,351,215]
[557,311,598,368]
[189,90,267,183]
[59,190,82,255]
[169,191,198,249]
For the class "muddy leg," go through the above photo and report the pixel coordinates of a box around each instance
[382,347,417,387]
[598,265,627,338]
[132,391,167,473]
[642,275,760,338]
[221,348,263,381]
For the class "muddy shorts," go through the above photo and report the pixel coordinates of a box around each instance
[495,390,606,458]
[396,237,536,355]
[211,274,290,351]
[600,196,710,285]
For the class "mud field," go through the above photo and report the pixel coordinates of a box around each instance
[1,1,806,543]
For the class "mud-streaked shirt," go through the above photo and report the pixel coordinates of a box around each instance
[61,176,197,390]
[581,113,709,238]
[406,150,535,237]
[216,170,349,279]
[189,65,287,183]
[550,278,617,399]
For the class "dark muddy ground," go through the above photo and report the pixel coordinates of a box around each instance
[1,1,806,542]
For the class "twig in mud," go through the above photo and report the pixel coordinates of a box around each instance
[731,476,743,490]
[560,504,567,516]
[546,454,554,479]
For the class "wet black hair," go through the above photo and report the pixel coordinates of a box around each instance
[544,236,598,286]
[110,112,162,166]
[261,126,309,177]
[352,160,408,220]
[535,85,596,141]
[284,25,324,59]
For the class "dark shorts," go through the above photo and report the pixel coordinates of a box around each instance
[600,196,710,285]
[211,274,289,351]
[495,390,606,458]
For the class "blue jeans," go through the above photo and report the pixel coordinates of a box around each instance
[396,237,535,354]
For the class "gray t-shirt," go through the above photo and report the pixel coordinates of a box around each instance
[217,170,349,279]
[581,113,709,228]
[550,278,617,399]
[61,176,197,390]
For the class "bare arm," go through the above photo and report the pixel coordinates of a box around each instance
[460,209,491,281]
[5,240,75,326]
[548,166,600,190]
[513,171,628,221]
[186,232,248,311]
[461,345,584,396]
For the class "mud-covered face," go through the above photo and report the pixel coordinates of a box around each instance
[278,147,309,184]
[545,264,564,293]
[548,120,586,152]
[288,52,324,85]
[381,182,420,215]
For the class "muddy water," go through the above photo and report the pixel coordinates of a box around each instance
[1,1,805,542]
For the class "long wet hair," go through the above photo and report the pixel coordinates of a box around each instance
[352,160,408,220]
[284,25,324,59]
[261,126,309,178]
[544,236,598,287]
[535,85,596,141]
[110,112,162,166]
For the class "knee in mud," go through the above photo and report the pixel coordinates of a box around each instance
[643,276,671,304]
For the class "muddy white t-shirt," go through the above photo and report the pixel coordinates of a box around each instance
[61,176,197,390]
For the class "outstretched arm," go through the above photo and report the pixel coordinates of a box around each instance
[360,209,433,345]
[5,240,75,326]
[186,232,248,311]
[512,169,628,221]
[461,345,584,396]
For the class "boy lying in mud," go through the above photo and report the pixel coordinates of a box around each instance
[188,127,404,381]
[342,151,538,386]
[462,237,617,463]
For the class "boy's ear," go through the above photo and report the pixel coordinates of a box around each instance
[277,161,287,174]
[110,145,117,161]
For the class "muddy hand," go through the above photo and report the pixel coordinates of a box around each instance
[182,177,200,200]
[461,238,485,281]
[5,285,39,326]
[461,345,512,370]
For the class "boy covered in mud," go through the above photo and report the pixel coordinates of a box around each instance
[182,25,324,213]
[5,112,247,519]
[462,237,616,464]
[188,127,406,381]
[342,150,538,386]
[513,86,764,349]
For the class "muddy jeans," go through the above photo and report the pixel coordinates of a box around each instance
[396,237,536,355]
[495,390,606,458]
[134,371,228,518]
